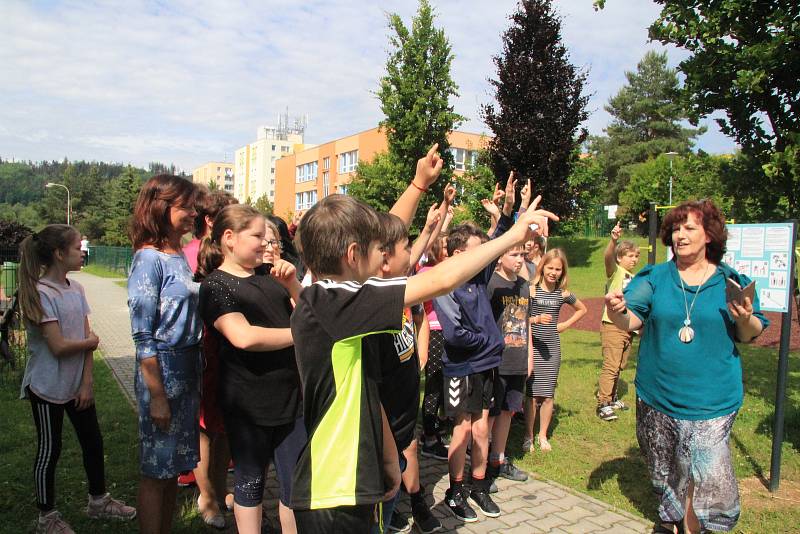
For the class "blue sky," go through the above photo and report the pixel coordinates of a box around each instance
[0,0,736,172]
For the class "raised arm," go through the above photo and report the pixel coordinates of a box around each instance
[390,144,443,228]
[604,222,622,278]
[405,199,558,306]
[410,203,441,268]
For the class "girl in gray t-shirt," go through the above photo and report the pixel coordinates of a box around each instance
[18,224,135,533]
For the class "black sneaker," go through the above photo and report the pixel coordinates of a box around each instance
[444,488,477,522]
[469,489,500,517]
[420,439,448,460]
[387,511,411,533]
[411,501,441,533]
[498,458,528,482]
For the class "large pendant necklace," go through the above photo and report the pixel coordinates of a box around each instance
[678,262,712,344]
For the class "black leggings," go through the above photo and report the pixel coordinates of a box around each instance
[422,330,445,436]
[28,388,105,511]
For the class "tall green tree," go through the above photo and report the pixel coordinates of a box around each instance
[349,0,464,227]
[102,166,144,246]
[591,51,703,202]
[648,0,800,218]
[481,0,589,219]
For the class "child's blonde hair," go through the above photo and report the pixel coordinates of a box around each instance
[532,248,570,290]
[18,224,80,326]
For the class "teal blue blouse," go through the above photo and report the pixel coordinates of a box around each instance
[625,261,769,420]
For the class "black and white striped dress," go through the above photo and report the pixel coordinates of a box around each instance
[526,284,576,398]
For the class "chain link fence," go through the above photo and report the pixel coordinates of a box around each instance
[1,245,26,383]
[88,245,134,276]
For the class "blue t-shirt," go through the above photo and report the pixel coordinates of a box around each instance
[625,260,769,420]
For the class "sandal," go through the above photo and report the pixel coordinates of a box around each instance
[537,436,552,452]
[197,497,225,530]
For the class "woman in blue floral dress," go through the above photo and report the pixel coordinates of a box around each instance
[128,175,203,534]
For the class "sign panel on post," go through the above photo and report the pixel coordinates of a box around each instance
[723,223,796,313]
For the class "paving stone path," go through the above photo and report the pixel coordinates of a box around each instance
[70,270,655,533]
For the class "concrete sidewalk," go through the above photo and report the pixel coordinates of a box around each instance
[69,270,654,534]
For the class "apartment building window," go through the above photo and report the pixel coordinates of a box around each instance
[270,191,274,197]
[449,147,478,171]
[271,168,275,174]
[295,161,318,183]
[323,157,330,170]
[338,184,348,195]
[338,150,358,174]
[323,171,330,197]
[282,146,289,153]
[295,190,318,211]
[272,145,276,151]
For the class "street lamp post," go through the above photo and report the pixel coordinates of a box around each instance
[46,183,71,225]
[665,152,678,205]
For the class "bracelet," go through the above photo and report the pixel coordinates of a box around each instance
[411,181,428,193]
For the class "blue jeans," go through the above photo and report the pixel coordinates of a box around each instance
[372,454,408,534]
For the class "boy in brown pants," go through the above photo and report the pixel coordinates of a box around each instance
[597,222,640,421]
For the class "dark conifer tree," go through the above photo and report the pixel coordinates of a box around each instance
[482,0,589,218]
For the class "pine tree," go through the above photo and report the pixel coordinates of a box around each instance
[349,0,464,227]
[591,51,703,202]
[102,166,143,246]
[481,0,589,219]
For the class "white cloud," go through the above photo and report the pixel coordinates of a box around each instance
[0,0,736,170]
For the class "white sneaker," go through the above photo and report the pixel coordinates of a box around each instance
[612,399,629,411]
[36,511,75,534]
[86,493,137,520]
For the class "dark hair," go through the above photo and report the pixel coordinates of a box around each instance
[298,194,381,276]
[18,224,80,326]
[267,215,302,272]
[377,212,409,253]
[130,174,199,250]
[196,204,264,281]
[193,190,238,238]
[446,223,487,256]
[660,199,727,264]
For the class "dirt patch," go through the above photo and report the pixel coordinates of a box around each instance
[739,476,800,512]
[562,297,799,350]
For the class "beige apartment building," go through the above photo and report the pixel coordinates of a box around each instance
[274,127,488,219]
[234,124,308,203]
[192,162,234,193]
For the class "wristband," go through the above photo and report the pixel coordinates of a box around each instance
[411,181,428,193]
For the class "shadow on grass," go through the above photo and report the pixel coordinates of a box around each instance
[587,446,658,521]
[731,431,770,488]
[548,238,603,267]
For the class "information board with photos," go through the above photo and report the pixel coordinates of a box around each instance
[723,223,796,313]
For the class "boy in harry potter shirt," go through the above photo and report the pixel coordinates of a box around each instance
[486,245,531,485]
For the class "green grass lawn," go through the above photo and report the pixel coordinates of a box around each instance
[507,329,800,533]
[80,264,127,280]
[0,355,206,533]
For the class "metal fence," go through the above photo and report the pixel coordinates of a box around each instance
[1,245,26,383]
[89,245,134,275]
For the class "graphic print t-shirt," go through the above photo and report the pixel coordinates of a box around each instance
[290,277,406,510]
[379,305,422,452]
[487,273,530,375]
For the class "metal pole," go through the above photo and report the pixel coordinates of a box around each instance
[648,202,657,265]
[769,220,798,492]
[66,188,70,226]
[669,159,673,206]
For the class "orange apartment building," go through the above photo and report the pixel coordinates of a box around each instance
[274,127,489,219]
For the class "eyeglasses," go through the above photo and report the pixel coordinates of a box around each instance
[266,240,282,249]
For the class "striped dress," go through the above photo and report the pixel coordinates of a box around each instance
[526,284,576,398]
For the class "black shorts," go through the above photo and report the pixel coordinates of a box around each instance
[489,374,526,416]
[294,503,376,533]
[444,368,498,416]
